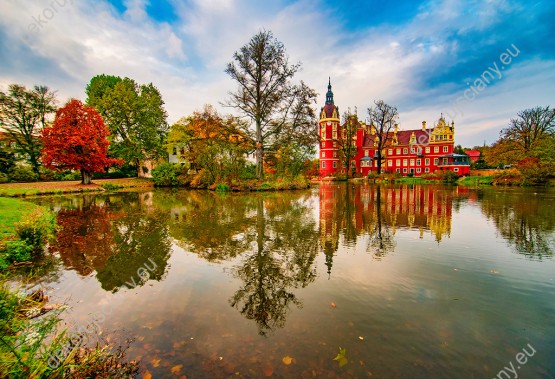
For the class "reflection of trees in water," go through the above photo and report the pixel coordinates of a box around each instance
[168,191,319,335]
[367,186,396,260]
[52,193,171,291]
[479,189,555,259]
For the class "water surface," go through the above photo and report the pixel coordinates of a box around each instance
[31,184,555,378]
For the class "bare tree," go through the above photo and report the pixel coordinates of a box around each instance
[332,111,359,177]
[501,106,555,155]
[224,30,317,179]
[368,100,399,174]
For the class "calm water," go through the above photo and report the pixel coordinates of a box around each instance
[28,184,555,378]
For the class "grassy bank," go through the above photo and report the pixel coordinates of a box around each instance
[0,178,154,197]
[457,175,494,186]
[0,198,41,242]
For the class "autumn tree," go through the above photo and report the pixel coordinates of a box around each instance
[224,30,317,179]
[0,84,57,175]
[332,111,359,177]
[501,106,555,157]
[167,105,250,183]
[368,100,399,174]
[85,75,169,175]
[41,99,120,184]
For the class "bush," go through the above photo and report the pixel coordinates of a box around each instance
[516,158,552,185]
[190,169,214,188]
[441,170,460,183]
[9,166,38,182]
[101,183,120,191]
[151,163,182,186]
[60,171,81,181]
[2,240,34,263]
[239,164,257,180]
[215,183,230,192]
[0,172,8,184]
[14,208,57,252]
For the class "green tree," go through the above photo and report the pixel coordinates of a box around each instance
[224,30,317,179]
[0,84,57,175]
[368,100,399,174]
[85,75,169,175]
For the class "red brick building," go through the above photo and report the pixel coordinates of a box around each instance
[318,80,470,177]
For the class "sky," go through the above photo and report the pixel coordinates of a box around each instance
[1,0,554,147]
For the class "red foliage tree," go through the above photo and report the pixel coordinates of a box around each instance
[41,99,120,184]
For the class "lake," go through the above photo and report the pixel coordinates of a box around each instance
[28,184,555,378]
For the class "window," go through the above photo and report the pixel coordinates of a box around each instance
[322,161,326,168]
[388,149,393,155]
[322,142,326,148]
[425,147,430,153]
[403,159,407,166]
[333,141,337,147]
[388,160,393,167]
[365,150,369,157]
[434,158,439,165]
[403,148,408,154]
[333,161,337,168]
[425,158,430,165]
[396,148,401,155]
[396,159,400,166]
[332,131,337,139]
[454,168,459,172]
[443,146,448,153]
[332,124,337,131]
[416,159,421,166]
[410,159,415,166]
[333,151,337,158]
[321,130,325,139]
[434,146,439,153]
[322,151,325,158]
[425,167,430,173]
[403,168,407,173]
[396,168,400,173]
[416,168,421,173]
[410,147,416,154]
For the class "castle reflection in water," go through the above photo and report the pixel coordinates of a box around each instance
[318,184,468,262]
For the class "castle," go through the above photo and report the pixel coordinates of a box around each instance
[318,80,470,177]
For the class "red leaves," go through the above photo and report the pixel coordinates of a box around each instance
[41,99,121,174]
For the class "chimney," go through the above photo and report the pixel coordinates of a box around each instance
[422,121,426,131]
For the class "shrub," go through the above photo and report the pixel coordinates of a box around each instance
[190,169,214,188]
[0,172,8,184]
[2,240,34,263]
[239,164,257,180]
[151,163,181,186]
[441,170,460,183]
[215,183,230,192]
[9,166,38,182]
[516,158,552,185]
[14,208,57,252]
[101,183,120,191]
[60,171,81,181]
[407,172,414,178]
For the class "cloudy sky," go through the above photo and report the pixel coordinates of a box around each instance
[1,0,554,147]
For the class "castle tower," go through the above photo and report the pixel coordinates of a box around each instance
[319,78,341,177]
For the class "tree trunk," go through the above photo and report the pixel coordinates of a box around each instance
[256,121,264,179]
[81,170,92,185]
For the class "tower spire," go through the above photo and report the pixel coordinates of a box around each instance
[325,77,334,105]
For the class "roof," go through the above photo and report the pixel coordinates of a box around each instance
[362,129,431,147]
[321,103,338,119]
[465,150,481,157]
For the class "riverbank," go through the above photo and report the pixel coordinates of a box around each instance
[0,178,154,197]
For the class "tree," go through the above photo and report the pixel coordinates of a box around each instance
[368,100,399,174]
[167,105,250,183]
[85,75,169,175]
[41,99,120,184]
[332,112,359,178]
[224,30,317,179]
[0,84,57,175]
[501,106,555,155]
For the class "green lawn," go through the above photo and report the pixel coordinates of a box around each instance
[0,197,39,242]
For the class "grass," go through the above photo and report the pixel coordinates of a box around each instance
[458,175,494,186]
[0,178,154,197]
[0,198,40,242]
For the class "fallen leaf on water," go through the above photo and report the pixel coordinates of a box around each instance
[262,364,274,377]
[358,336,364,340]
[171,364,183,374]
[333,347,348,367]
[490,269,500,274]
[151,358,161,368]
[330,302,337,308]
[142,371,152,379]
[282,356,293,365]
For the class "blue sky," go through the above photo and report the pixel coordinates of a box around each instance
[1,0,554,147]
